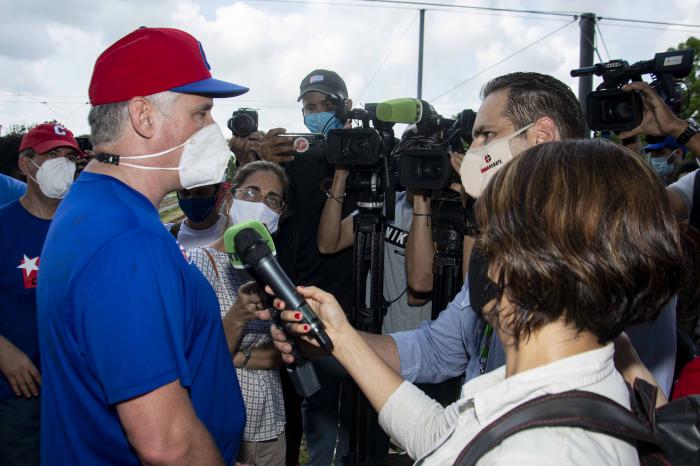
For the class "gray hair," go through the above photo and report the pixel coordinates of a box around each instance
[19,148,37,159]
[88,91,179,146]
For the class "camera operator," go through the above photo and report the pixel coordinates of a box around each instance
[318,170,433,330]
[273,72,679,399]
[616,81,700,224]
[230,69,356,466]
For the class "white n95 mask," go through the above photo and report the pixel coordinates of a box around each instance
[30,157,76,199]
[460,123,533,198]
[229,200,280,235]
[116,123,231,189]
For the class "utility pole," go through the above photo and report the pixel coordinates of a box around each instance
[578,12,596,137]
[417,9,425,99]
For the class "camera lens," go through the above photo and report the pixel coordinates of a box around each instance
[348,139,369,156]
[604,100,632,121]
[417,160,443,179]
[230,114,256,137]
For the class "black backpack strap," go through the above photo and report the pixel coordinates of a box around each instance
[688,170,700,230]
[452,390,665,466]
[169,221,182,240]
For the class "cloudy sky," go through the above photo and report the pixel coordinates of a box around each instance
[1,0,699,137]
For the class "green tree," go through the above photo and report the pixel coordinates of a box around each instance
[667,36,699,119]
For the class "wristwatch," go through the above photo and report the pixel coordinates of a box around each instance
[240,347,252,367]
[675,118,700,146]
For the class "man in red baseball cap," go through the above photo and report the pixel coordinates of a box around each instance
[37,27,249,465]
[0,122,80,466]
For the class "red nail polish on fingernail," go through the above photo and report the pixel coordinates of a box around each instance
[294,312,301,320]
[303,324,310,332]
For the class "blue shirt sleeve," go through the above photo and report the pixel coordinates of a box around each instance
[73,230,192,405]
[390,282,475,383]
[0,174,26,208]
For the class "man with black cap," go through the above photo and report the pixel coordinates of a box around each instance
[0,122,80,466]
[37,27,250,465]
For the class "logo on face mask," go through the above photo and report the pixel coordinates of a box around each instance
[480,157,502,174]
[460,123,534,198]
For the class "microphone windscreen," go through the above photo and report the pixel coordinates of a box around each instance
[225,220,276,269]
[376,98,423,124]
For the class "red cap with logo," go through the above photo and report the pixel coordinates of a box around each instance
[88,27,248,105]
[19,123,83,156]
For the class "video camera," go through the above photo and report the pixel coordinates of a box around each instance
[228,108,259,137]
[373,98,475,191]
[571,49,694,132]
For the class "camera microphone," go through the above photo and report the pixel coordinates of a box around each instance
[376,98,434,124]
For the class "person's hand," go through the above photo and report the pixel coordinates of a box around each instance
[449,151,465,194]
[618,81,688,140]
[0,338,41,398]
[225,282,271,325]
[229,131,263,166]
[269,285,352,351]
[260,128,295,163]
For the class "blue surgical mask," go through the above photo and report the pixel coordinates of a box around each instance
[650,156,673,178]
[304,111,343,135]
[178,191,219,223]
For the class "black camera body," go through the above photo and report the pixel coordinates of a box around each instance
[228,108,259,137]
[326,127,383,166]
[572,50,694,132]
[396,109,475,191]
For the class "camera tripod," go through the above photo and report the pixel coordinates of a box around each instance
[340,206,390,466]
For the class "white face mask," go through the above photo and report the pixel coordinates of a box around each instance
[117,123,231,189]
[229,199,280,234]
[460,123,533,198]
[29,157,76,199]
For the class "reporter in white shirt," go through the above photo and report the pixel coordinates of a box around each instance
[273,139,683,465]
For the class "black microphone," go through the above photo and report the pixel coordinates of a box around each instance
[234,227,334,352]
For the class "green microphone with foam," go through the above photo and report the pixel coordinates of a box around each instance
[224,220,276,269]
[376,98,435,124]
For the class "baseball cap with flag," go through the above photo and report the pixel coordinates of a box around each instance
[297,69,348,101]
[88,27,248,105]
[19,123,83,156]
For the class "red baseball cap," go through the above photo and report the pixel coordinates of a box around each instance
[88,27,248,105]
[19,123,83,156]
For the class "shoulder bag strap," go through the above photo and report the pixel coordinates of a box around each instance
[452,390,665,466]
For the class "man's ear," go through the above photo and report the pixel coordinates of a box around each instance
[17,154,34,177]
[128,97,157,139]
[344,98,353,111]
[531,116,558,144]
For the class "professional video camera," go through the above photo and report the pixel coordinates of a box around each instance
[227,108,259,137]
[374,98,475,191]
[326,103,398,218]
[571,49,694,132]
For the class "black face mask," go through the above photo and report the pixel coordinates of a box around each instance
[468,246,500,319]
[178,186,220,224]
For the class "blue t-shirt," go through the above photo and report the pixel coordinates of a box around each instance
[0,200,50,400]
[37,172,245,465]
[0,173,27,208]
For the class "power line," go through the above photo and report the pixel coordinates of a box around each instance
[360,0,575,18]
[595,23,612,61]
[357,11,420,102]
[430,18,577,101]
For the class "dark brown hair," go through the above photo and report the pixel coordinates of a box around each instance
[476,139,684,343]
[481,72,586,140]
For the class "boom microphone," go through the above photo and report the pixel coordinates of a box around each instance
[232,223,334,352]
[376,98,434,124]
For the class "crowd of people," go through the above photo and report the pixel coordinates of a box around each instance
[0,25,699,466]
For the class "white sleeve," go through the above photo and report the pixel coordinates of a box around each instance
[668,168,699,213]
[378,380,460,460]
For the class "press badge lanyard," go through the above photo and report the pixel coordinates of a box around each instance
[478,323,494,375]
